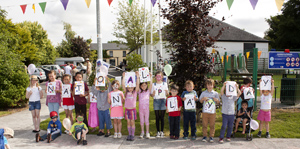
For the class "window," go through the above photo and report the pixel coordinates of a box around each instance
[110,59,116,66]
[123,51,126,57]
[109,51,113,57]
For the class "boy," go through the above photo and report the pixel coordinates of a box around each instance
[199,79,220,143]
[91,76,113,137]
[166,84,182,140]
[69,113,89,145]
[219,82,241,143]
[36,111,62,143]
[72,72,89,126]
[181,80,198,140]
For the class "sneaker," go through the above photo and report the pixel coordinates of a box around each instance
[191,136,196,140]
[146,133,150,139]
[77,137,82,145]
[117,133,122,138]
[160,131,164,138]
[47,134,51,143]
[105,132,111,137]
[97,131,105,136]
[113,133,118,139]
[183,136,188,140]
[170,135,175,139]
[209,137,214,143]
[130,135,135,141]
[156,132,161,138]
[226,137,231,142]
[219,138,224,144]
[139,133,144,138]
[36,133,40,142]
[127,135,131,141]
[266,132,271,138]
[257,131,262,138]
[82,140,87,145]
[174,136,179,140]
[202,137,207,142]
[64,130,69,134]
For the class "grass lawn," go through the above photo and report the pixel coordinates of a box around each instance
[0,106,28,117]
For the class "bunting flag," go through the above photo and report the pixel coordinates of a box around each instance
[226,55,229,62]
[246,52,250,59]
[226,0,234,10]
[85,0,91,8]
[221,56,224,63]
[249,0,258,10]
[258,51,262,59]
[129,0,133,6]
[151,0,157,7]
[61,0,69,10]
[275,0,284,12]
[108,0,113,6]
[32,4,36,13]
[39,2,47,14]
[20,5,27,14]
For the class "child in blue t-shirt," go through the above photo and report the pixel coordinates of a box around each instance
[36,111,62,143]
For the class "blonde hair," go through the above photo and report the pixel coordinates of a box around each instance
[30,75,40,88]
[205,79,215,86]
[112,80,120,87]
[185,80,194,87]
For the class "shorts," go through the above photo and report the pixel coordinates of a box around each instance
[75,128,86,139]
[257,110,271,122]
[237,115,250,120]
[63,105,75,110]
[125,108,137,120]
[29,101,41,111]
[153,99,166,110]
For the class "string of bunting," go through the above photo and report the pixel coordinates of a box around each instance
[226,0,285,11]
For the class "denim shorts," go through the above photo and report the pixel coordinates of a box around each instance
[29,101,41,111]
[153,99,166,110]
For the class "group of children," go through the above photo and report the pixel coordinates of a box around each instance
[26,69,274,145]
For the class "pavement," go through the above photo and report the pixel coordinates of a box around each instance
[1,76,300,148]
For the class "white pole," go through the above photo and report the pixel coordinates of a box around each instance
[150,4,153,74]
[158,0,163,68]
[144,0,147,64]
[96,0,103,60]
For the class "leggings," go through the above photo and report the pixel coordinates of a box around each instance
[139,107,150,125]
[155,110,166,132]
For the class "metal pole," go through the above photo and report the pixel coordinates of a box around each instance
[150,4,153,74]
[144,0,147,64]
[96,0,103,60]
[223,52,227,82]
[158,0,163,68]
[253,48,258,111]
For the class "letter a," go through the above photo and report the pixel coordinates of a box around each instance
[128,76,133,84]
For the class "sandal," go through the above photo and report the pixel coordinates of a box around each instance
[105,132,111,137]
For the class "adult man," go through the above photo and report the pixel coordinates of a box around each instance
[64,63,72,75]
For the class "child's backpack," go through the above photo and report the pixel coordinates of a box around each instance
[0,128,4,149]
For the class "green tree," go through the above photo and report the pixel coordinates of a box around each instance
[56,22,76,57]
[264,0,300,49]
[126,53,147,71]
[71,36,90,59]
[113,1,159,53]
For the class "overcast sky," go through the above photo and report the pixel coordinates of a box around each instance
[0,0,285,46]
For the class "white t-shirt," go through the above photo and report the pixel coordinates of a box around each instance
[64,65,72,75]
[151,82,168,99]
[260,94,272,110]
[26,86,42,102]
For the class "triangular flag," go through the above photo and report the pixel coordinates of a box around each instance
[32,4,36,13]
[249,0,258,10]
[275,0,284,12]
[108,0,113,6]
[221,56,224,63]
[129,0,133,6]
[226,0,234,10]
[39,2,47,14]
[20,5,27,14]
[151,0,157,7]
[258,51,262,59]
[61,0,69,10]
[246,52,250,59]
[226,55,229,62]
[85,0,91,8]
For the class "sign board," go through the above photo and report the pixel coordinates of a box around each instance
[167,97,178,112]
[111,92,122,107]
[62,84,71,98]
[47,82,56,95]
[269,52,300,69]
[74,81,85,95]
[184,94,196,110]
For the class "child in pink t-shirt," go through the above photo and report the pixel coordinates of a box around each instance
[138,73,153,139]
[122,72,140,141]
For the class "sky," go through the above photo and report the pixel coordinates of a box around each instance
[0,0,286,46]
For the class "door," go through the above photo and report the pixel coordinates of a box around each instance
[244,43,256,58]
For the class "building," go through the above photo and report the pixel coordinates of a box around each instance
[90,43,130,66]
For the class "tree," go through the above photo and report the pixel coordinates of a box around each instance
[126,53,147,71]
[161,0,224,94]
[56,22,76,57]
[264,0,300,49]
[113,1,159,52]
[70,36,90,59]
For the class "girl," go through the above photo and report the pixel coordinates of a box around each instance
[45,70,62,119]
[108,80,125,139]
[138,74,153,139]
[88,91,98,132]
[62,74,74,125]
[26,75,43,132]
[151,70,169,138]
[122,72,140,141]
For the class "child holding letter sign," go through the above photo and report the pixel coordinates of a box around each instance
[108,80,125,139]
[45,70,62,120]
[219,82,241,143]
[122,72,140,141]
[166,84,182,140]
[62,74,74,125]
[257,77,274,138]
[181,80,198,140]
[199,79,220,143]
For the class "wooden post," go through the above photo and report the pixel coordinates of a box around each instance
[223,52,227,82]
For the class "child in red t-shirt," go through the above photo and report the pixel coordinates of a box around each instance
[166,83,182,140]
[62,74,74,125]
